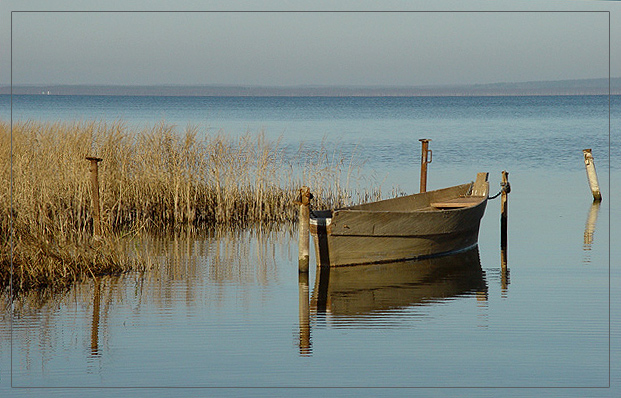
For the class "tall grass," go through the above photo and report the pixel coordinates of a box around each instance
[1,120,387,291]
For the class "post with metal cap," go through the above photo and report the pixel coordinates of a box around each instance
[583,149,602,202]
[86,156,103,237]
[297,186,312,273]
[419,139,432,193]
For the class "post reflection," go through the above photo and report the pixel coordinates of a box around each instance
[90,278,102,358]
[304,247,487,341]
[500,247,510,298]
[298,272,311,356]
[583,201,601,252]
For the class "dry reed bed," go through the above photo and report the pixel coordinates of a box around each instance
[1,120,383,292]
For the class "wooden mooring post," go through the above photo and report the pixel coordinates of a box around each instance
[419,139,432,193]
[86,156,103,237]
[297,186,312,273]
[500,170,509,250]
[500,170,510,297]
[583,149,602,202]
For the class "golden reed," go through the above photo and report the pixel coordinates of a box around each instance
[1,120,387,291]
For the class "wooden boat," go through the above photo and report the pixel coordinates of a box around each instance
[309,172,489,267]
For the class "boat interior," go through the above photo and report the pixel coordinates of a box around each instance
[309,173,489,230]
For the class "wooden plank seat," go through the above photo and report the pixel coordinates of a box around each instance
[430,196,485,209]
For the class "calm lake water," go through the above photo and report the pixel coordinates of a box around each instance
[1,94,619,397]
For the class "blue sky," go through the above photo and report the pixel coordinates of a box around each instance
[1,1,619,87]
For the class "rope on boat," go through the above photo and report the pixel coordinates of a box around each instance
[488,181,511,200]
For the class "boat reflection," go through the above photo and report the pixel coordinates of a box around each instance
[314,247,487,317]
[299,247,487,355]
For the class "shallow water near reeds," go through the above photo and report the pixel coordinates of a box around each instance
[1,95,619,397]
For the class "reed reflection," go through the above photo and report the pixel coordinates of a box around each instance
[130,227,291,310]
[5,227,293,377]
[4,275,121,377]
[302,248,487,346]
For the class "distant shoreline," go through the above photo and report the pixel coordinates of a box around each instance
[1,78,619,97]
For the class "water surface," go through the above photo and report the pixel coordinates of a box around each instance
[1,94,617,397]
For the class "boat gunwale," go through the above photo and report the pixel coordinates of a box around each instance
[337,182,474,212]
[337,197,487,214]
[309,183,488,226]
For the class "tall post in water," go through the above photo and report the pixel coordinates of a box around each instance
[86,156,103,237]
[419,139,432,193]
[298,186,312,273]
[583,149,602,202]
[500,170,509,250]
[500,170,510,298]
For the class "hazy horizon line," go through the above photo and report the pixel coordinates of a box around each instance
[2,77,619,96]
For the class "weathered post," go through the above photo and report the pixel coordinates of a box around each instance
[583,149,602,201]
[500,170,509,249]
[297,186,312,272]
[86,156,103,237]
[419,139,432,193]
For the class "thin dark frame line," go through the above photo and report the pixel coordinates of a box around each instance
[8,386,615,390]
[9,9,14,392]
[8,9,613,390]
[607,9,612,390]
[9,10,611,13]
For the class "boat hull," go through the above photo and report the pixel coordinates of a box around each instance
[310,174,489,267]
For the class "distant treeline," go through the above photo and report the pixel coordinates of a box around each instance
[2,78,620,97]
